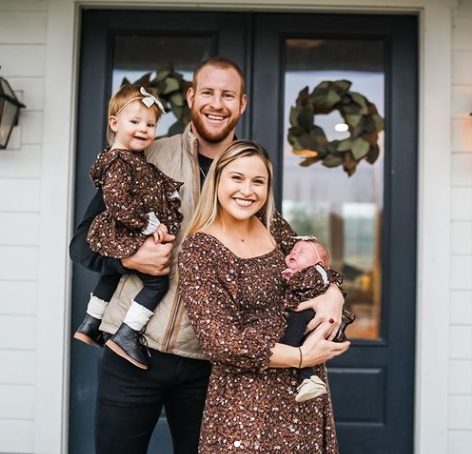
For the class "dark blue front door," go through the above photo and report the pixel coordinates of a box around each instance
[71,9,417,454]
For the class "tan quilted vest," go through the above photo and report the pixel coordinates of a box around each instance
[99,124,206,359]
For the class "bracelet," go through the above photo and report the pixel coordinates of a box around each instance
[298,347,303,369]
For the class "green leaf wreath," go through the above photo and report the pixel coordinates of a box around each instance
[122,68,192,137]
[287,80,384,176]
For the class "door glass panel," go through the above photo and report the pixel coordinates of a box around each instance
[112,35,213,136]
[282,39,385,340]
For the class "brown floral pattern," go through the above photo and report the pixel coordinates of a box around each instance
[285,266,343,309]
[178,225,339,453]
[87,148,183,258]
[285,266,354,334]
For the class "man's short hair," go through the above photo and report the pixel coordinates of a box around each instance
[193,56,246,96]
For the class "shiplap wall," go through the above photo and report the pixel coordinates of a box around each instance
[0,0,470,453]
[0,1,47,452]
[449,2,472,452]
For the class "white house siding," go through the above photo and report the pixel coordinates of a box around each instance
[0,0,470,453]
[449,3,472,452]
[0,1,48,453]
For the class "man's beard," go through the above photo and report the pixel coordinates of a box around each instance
[190,108,240,144]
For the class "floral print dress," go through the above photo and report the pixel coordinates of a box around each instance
[178,218,339,454]
[86,148,183,258]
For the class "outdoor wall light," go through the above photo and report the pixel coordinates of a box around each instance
[0,71,26,150]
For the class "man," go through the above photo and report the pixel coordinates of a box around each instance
[70,56,344,454]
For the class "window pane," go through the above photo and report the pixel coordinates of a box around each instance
[282,38,385,340]
[112,35,213,136]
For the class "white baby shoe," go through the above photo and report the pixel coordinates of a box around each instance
[295,375,327,402]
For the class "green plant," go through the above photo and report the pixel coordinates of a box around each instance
[288,80,384,176]
[122,67,192,136]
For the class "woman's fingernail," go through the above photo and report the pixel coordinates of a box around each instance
[329,318,335,324]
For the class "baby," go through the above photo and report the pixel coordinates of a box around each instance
[280,236,355,402]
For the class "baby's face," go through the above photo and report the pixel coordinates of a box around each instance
[285,241,319,272]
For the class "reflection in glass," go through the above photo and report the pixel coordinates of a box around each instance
[112,35,212,136]
[282,39,385,340]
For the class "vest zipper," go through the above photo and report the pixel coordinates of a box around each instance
[162,135,200,351]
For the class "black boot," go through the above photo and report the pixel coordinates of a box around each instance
[333,310,356,343]
[73,314,105,348]
[105,323,149,370]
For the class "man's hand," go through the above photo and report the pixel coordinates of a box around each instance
[121,233,175,276]
[294,284,344,340]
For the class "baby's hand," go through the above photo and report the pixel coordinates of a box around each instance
[282,268,294,281]
[153,224,169,244]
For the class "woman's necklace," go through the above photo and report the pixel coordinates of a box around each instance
[220,221,250,244]
[199,166,207,180]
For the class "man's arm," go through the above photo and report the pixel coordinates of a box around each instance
[70,188,174,276]
[69,188,125,275]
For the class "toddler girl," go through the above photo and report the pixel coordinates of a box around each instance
[74,84,183,370]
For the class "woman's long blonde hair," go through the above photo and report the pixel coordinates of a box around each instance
[184,140,275,239]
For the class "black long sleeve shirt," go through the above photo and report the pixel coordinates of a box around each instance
[69,188,125,276]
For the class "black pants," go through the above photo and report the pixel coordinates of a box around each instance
[280,309,315,381]
[93,272,169,311]
[95,347,212,454]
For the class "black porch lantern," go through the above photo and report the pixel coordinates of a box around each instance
[0,73,26,149]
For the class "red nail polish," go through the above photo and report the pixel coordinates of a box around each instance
[329,318,334,324]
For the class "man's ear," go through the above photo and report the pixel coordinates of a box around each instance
[240,94,248,115]
[108,116,118,132]
[187,87,195,108]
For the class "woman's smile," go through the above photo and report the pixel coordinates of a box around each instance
[233,197,255,207]
[217,155,269,222]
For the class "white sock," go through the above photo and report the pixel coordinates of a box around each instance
[86,294,108,319]
[123,301,154,331]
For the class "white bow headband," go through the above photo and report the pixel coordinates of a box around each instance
[116,87,166,117]
[292,235,319,242]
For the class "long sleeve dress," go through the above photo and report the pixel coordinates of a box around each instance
[86,148,183,258]
[178,218,339,453]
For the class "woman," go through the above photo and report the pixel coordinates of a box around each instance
[178,141,350,453]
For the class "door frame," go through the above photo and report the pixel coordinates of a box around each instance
[39,1,452,453]
[72,11,417,454]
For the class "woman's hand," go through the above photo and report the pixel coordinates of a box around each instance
[300,322,350,367]
[295,284,344,340]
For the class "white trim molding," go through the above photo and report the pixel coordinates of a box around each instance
[415,4,453,454]
[35,0,78,452]
[40,1,456,453]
